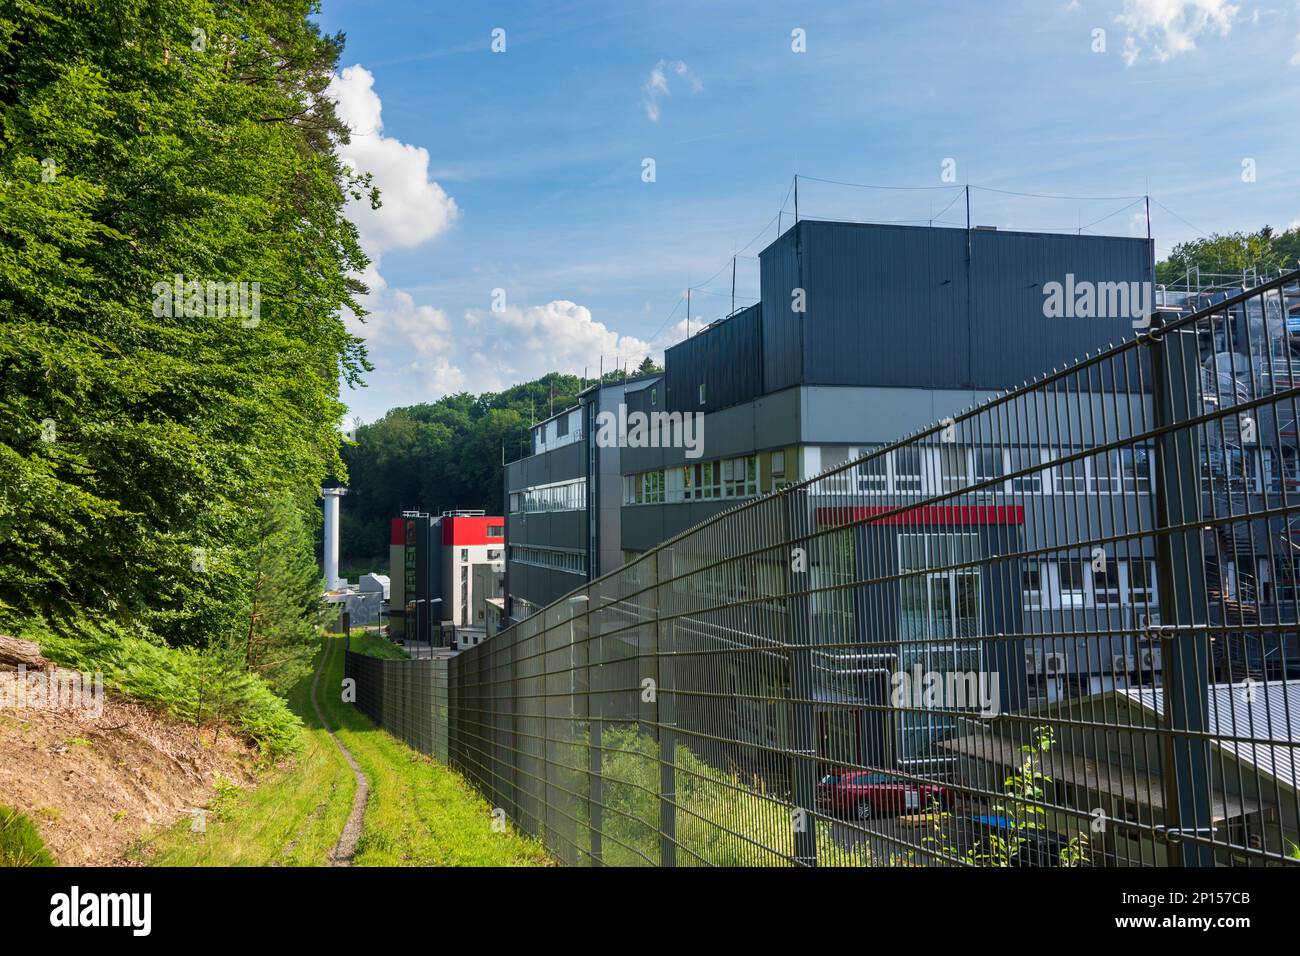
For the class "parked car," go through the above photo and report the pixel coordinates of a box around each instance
[816,769,952,821]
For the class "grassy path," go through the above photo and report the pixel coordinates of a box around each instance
[309,635,369,865]
[140,636,548,867]
[138,640,356,866]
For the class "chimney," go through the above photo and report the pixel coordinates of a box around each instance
[322,487,347,590]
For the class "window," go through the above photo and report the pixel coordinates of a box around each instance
[771,449,786,478]
[509,493,521,513]
[940,445,969,493]
[1127,560,1155,605]
[516,478,587,513]
[488,524,504,538]
[699,383,706,405]
[1057,560,1085,608]
[1053,452,1087,494]
[650,387,657,406]
[1009,448,1043,494]
[1022,563,1044,609]
[666,467,685,503]
[857,446,888,494]
[1092,562,1121,605]
[1089,451,1120,493]
[508,545,587,575]
[1120,447,1152,494]
[702,461,719,498]
[972,448,1005,491]
[821,446,851,493]
[894,447,923,494]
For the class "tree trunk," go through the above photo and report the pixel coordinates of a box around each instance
[0,635,49,669]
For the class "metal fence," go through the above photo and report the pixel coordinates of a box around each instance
[345,651,448,763]
[370,271,1300,866]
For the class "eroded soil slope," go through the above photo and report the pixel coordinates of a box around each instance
[0,666,256,864]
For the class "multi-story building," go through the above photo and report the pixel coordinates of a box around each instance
[504,376,656,621]
[388,510,505,648]
[503,219,1156,743]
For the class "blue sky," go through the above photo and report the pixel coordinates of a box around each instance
[315,0,1300,424]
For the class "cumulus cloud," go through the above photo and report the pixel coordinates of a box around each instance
[1115,0,1240,65]
[463,300,655,391]
[327,65,459,254]
[640,59,702,122]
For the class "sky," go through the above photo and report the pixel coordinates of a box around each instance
[314,0,1300,425]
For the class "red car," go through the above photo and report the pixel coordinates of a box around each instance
[816,769,952,821]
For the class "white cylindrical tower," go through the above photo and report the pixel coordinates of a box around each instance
[322,487,347,590]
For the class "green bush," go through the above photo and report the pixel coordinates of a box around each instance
[0,805,55,866]
[33,622,301,759]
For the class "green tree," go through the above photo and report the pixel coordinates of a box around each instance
[1156,226,1300,285]
[0,1,369,652]
[241,493,323,694]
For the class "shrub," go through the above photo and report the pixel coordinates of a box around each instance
[32,622,301,759]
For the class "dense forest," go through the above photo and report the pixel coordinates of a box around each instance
[0,1,367,702]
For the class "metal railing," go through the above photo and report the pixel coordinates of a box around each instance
[380,271,1300,866]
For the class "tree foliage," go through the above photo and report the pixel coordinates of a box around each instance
[340,366,658,562]
[0,0,369,654]
[1156,225,1300,285]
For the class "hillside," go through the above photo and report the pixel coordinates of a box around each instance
[0,664,257,865]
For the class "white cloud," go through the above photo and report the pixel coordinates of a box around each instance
[462,300,655,391]
[355,288,452,357]
[640,59,702,122]
[327,65,459,254]
[1114,0,1240,64]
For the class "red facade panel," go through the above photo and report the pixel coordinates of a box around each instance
[441,515,505,546]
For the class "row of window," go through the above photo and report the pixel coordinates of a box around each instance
[531,408,583,455]
[624,454,764,505]
[817,445,1154,497]
[508,479,587,514]
[1022,559,1156,610]
[508,544,588,575]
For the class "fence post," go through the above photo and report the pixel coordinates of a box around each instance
[786,488,818,867]
[1148,321,1215,867]
[655,548,677,867]
[587,606,603,866]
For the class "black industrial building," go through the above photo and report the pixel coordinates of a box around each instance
[505,219,1154,640]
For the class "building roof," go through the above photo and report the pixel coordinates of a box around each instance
[939,732,1259,823]
[1115,680,1300,793]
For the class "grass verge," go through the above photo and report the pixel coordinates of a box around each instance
[317,636,549,866]
[142,636,549,866]
[346,631,407,659]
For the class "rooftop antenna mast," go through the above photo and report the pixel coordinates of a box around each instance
[731,254,736,317]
